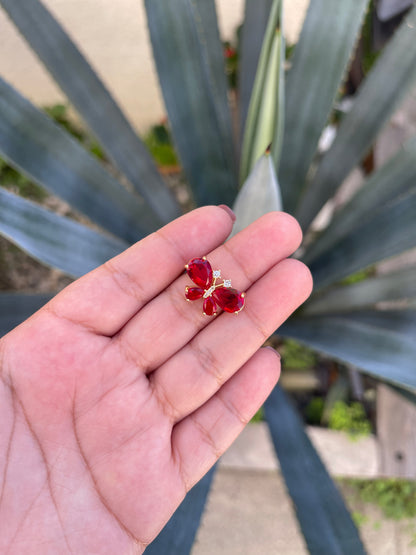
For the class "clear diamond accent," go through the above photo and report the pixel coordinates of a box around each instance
[213,270,221,278]
[203,285,216,298]
[223,279,232,288]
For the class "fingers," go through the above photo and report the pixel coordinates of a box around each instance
[150,258,312,422]
[46,206,234,336]
[111,212,303,372]
[171,347,281,491]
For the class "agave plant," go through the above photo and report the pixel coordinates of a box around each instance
[1,0,416,552]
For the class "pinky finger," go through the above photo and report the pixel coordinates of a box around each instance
[171,347,281,491]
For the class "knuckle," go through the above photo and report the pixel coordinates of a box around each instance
[244,306,270,342]
[191,414,222,459]
[115,335,153,373]
[103,259,146,305]
[222,241,255,284]
[218,392,249,426]
[150,378,179,422]
[190,340,225,388]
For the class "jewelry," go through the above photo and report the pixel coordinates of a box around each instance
[184,257,245,316]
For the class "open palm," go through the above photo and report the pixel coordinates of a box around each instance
[0,206,311,554]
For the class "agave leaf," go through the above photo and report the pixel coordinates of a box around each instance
[310,189,416,291]
[145,0,237,206]
[0,0,180,224]
[377,0,414,21]
[297,5,416,231]
[278,0,369,214]
[303,135,416,265]
[247,31,281,173]
[232,151,282,237]
[0,292,53,337]
[304,266,416,315]
[240,0,284,182]
[239,0,273,146]
[0,188,127,277]
[271,20,285,173]
[0,78,159,243]
[145,466,216,555]
[278,310,416,391]
[265,386,366,555]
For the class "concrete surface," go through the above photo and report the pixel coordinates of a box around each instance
[192,468,308,555]
[191,423,416,555]
[220,422,379,478]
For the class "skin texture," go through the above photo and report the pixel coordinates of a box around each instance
[0,207,312,554]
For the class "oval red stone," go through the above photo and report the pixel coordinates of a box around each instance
[203,296,217,316]
[186,257,213,289]
[212,287,245,313]
[185,286,204,301]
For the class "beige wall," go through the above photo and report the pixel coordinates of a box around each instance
[0,0,308,132]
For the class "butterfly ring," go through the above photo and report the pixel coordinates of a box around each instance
[184,257,245,316]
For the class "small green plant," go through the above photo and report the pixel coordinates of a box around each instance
[328,400,371,439]
[280,338,317,369]
[344,478,416,520]
[223,41,239,90]
[351,511,368,527]
[0,157,47,201]
[250,405,264,423]
[143,121,179,167]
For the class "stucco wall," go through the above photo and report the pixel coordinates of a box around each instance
[0,0,308,132]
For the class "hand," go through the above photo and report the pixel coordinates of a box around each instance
[0,206,312,554]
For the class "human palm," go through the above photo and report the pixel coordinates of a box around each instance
[0,206,311,554]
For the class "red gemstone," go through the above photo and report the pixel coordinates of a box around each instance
[203,296,217,316]
[212,287,245,313]
[185,286,204,301]
[186,257,213,289]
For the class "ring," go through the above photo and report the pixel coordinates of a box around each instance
[184,257,245,316]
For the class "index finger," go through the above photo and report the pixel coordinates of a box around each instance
[47,206,235,336]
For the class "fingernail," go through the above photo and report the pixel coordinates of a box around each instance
[218,204,236,222]
[264,346,281,360]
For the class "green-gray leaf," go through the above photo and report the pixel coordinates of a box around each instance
[304,266,416,315]
[278,0,368,214]
[0,188,127,277]
[309,189,416,291]
[297,5,416,231]
[145,0,237,206]
[240,0,284,182]
[303,135,416,265]
[0,77,158,243]
[0,292,53,337]
[265,385,366,555]
[0,0,180,224]
[232,150,282,237]
[278,310,416,391]
[239,0,273,147]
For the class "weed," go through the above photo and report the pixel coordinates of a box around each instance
[328,401,371,439]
